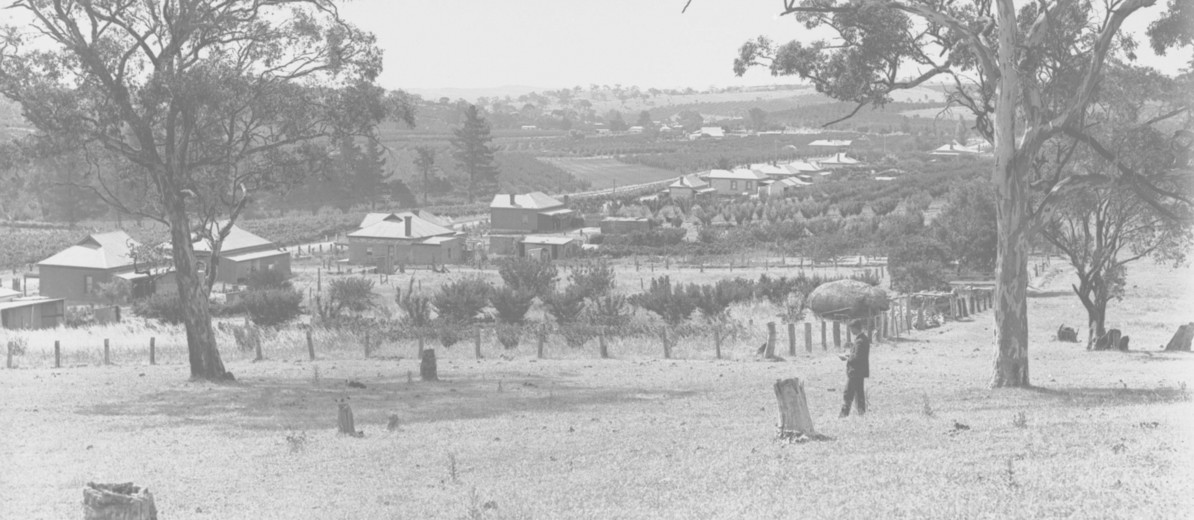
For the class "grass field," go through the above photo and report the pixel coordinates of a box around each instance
[2,259,1192,519]
[542,156,680,190]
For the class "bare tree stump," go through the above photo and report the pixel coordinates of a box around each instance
[598,331,609,359]
[1164,323,1194,351]
[787,323,796,356]
[1057,325,1078,343]
[420,349,438,381]
[774,378,817,441]
[1094,329,1122,351]
[337,401,363,437]
[764,322,777,359]
[1118,335,1130,351]
[83,482,157,520]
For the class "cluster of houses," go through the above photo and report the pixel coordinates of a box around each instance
[668,155,862,200]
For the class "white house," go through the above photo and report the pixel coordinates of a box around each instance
[706,168,768,196]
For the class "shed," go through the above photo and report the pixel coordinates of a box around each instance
[0,297,65,330]
[193,224,290,285]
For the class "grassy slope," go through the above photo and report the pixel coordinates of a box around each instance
[542,156,680,190]
[1,260,1191,519]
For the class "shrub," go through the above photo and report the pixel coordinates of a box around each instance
[632,276,695,325]
[543,286,587,325]
[433,277,492,324]
[134,293,186,325]
[247,269,292,290]
[437,324,461,348]
[6,336,27,356]
[324,277,375,317]
[396,277,432,328]
[586,233,605,245]
[497,257,557,297]
[94,279,131,305]
[569,260,615,299]
[887,236,952,292]
[560,323,596,348]
[489,287,534,324]
[496,324,522,349]
[241,288,303,327]
[587,294,630,328]
[850,271,882,286]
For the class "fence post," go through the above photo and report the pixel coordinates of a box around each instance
[474,327,483,359]
[833,322,841,348]
[54,340,61,368]
[306,329,315,361]
[5,341,11,369]
[661,327,671,359]
[804,322,813,353]
[599,330,609,359]
[149,337,156,365]
[714,328,722,359]
[821,321,827,351]
[787,322,796,356]
[103,339,110,365]
[765,322,777,358]
[536,325,546,359]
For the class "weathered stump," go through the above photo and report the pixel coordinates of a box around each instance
[1164,322,1194,351]
[420,349,438,381]
[1057,325,1078,343]
[83,482,157,520]
[1118,335,1130,351]
[1094,329,1122,351]
[337,402,363,437]
[774,378,816,441]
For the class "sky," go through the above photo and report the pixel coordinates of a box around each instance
[338,0,1191,95]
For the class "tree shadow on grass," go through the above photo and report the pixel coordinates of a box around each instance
[1027,290,1072,298]
[1020,385,1189,408]
[79,370,703,432]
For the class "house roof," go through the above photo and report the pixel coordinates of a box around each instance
[0,297,63,312]
[708,168,768,180]
[669,174,710,189]
[38,230,140,270]
[490,191,565,210]
[815,152,862,166]
[419,236,459,245]
[360,210,450,229]
[193,223,276,254]
[748,163,787,176]
[0,287,19,301]
[776,177,811,187]
[809,139,852,147]
[539,208,575,217]
[521,236,577,246]
[783,160,825,173]
[693,126,725,137]
[930,141,983,155]
[224,249,290,263]
[348,214,456,240]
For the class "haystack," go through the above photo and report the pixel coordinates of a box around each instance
[807,279,889,321]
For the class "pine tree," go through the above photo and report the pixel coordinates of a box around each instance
[413,146,437,207]
[355,139,388,210]
[450,105,499,203]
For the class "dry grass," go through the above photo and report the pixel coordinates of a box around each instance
[1,260,1192,519]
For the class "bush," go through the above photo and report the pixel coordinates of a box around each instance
[497,257,557,297]
[887,236,952,292]
[437,324,461,348]
[325,277,376,317]
[496,324,522,349]
[6,336,27,356]
[542,286,587,325]
[569,260,615,299]
[686,281,736,320]
[134,293,186,325]
[490,287,534,324]
[587,294,630,328]
[247,269,292,290]
[94,279,131,305]
[396,277,432,328]
[241,288,303,327]
[433,277,492,324]
[632,276,695,325]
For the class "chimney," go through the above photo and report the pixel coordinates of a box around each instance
[509,193,516,206]
[404,216,412,237]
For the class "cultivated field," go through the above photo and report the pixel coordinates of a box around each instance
[542,156,680,190]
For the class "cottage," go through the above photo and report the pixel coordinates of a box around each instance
[489,192,578,255]
[600,217,652,235]
[0,297,65,330]
[37,231,164,303]
[706,169,769,196]
[193,224,290,285]
[688,126,725,140]
[813,152,863,168]
[762,176,812,197]
[347,212,463,269]
[667,174,715,199]
[519,236,580,260]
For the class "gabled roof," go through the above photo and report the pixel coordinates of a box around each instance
[490,191,565,210]
[809,139,852,147]
[38,230,140,270]
[348,214,456,240]
[748,163,788,176]
[691,126,725,138]
[930,141,983,155]
[193,223,276,254]
[783,160,825,173]
[815,152,862,166]
[669,174,710,189]
[360,210,450,229]
[776,177,811,187]
[0,287,20,301]
[521,236,578,246]
[708,168,768,180]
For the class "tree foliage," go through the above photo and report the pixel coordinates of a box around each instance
[450,104,499,202]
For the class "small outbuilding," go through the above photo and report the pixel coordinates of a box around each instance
[193,224,290,286]
[0,297,65,330]
[519,236,580,260]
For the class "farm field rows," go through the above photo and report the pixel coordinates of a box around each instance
[542,156,680,190]
[2,259,1191,519]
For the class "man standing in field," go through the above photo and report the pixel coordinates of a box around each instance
[839,320,870,417]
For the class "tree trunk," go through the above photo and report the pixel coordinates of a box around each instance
[165,197,229,381]
[1086,302,1107,351]
[83,482,157,520]
[420,349,438,381]
[990,0,1031,388]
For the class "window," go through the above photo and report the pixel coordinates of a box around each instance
[731,180,738,190]
[196,261,206,272]
[521,214,529,224]
[746,181,753,190]
[366,247,373,258]
[84,275,95,295]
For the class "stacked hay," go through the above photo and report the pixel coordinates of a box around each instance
[807,279,889,321]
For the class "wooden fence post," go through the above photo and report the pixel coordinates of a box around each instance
[104,339,110,365]
[833,322,841,348]
[5,341,11,369]
[804,322,812,353]
[714,328,722,359]
[54,340,61,369]
[662,327,671,359]
[599,330,609,359]
[821,321,827,351]
[536,325,546,359]
[474,327,483,359]
[306,329,315,360]
[149,337,156,365]
[787,322,796,355]
[765,322,777,358]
